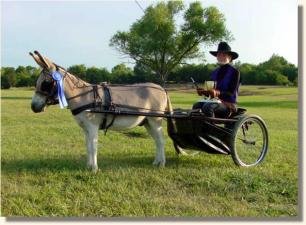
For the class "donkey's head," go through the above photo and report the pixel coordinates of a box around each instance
[30,51,59,113]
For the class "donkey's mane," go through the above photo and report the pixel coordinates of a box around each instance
[55,62,164,92]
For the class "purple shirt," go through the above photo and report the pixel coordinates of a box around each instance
[211,64,240,104]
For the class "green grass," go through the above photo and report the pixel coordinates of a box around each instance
[1,86,298,217]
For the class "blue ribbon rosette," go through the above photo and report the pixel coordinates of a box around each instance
[52,70,68,109]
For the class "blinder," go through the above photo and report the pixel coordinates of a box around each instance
[35,69,59,105]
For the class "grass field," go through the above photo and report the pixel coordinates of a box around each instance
[1,86,298,217]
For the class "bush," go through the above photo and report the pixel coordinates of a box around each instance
[16,73,32,87]
[293,77,298,86]
[275,74,290,85]
[1,67,16,89]
[86,67,110,84]
[110,64,135,84]
[1,74,11,89]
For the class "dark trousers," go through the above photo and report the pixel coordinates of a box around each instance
[192,101,232,118]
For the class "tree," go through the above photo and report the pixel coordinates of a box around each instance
[239,63,256,84]
[133,61,158,83]
[258,54,288,72]
[257,54,297,85]
[255,70,289,85]
[111,64,135,84]
[27,66,41,87]
[1,67,16,89]
[15,65,40,87]
[1,73,11,89]
[67,64,87,80]
[16,73,32,87]
[168,63,214,83]
[275,73,290,85]
[86,67,110,84]
[110,1,231,86]
[293,77,298,86]
[282,63,298,82]
[15,66,27,74]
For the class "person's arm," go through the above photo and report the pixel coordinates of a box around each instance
[197,88,210,97]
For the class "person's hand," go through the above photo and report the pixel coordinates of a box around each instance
[196,88,204,96]
[198,88,221,98]
[208,89,220,98]
[207,89,214,98]
[197,88,211,97]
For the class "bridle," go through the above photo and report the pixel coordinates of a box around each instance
[35,68,61,105]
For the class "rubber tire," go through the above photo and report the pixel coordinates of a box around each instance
[230,114,269,167]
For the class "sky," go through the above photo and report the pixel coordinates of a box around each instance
[1,0,297,71]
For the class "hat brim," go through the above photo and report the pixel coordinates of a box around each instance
[209,51,239,60]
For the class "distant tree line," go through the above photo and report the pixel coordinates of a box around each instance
[1,54,298,89]
[170,54,298,86]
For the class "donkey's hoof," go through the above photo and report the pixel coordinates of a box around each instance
[87,164,99,173]
[92,168,100,173]
[152,159,166,167]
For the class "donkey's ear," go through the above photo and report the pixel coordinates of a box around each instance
[30,51,56,71]
[29,52,46,68]
[33,51,50,68]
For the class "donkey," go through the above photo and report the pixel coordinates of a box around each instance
[30,51,172,172]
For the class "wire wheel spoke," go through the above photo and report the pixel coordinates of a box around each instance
[180,149,201,156]
[232,115,268,167]
[174,143,200,156]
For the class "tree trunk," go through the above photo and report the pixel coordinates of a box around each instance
[158,72,168,89]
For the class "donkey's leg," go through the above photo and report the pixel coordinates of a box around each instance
[78,120,99,172]
[85,124,99,172]
[144,118,166,167]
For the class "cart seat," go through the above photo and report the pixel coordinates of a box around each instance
[173,108,201,115]
[229,107,247,118]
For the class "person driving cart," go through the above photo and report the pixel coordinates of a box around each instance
[193,41,241,118]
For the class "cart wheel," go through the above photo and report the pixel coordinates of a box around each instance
[230,115,268,167]
[173,143,201,156]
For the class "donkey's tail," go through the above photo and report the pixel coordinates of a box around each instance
[165,91,173,114]
[165,91,177,137]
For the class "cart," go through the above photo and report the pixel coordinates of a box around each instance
[167,102,269,167]
[91,98,269,167]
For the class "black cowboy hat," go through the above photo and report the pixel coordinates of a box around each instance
[209,42,239,60]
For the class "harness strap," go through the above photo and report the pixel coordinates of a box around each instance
[99,84,114,134]
[112,103,166,112]
[71,102,102,115]
[70,83,168,136]
[103,85,112,110]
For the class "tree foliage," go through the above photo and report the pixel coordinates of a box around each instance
[110,1,231,86]
[234,54,297,86]
[1,67,16,89]
[1,54,298,89]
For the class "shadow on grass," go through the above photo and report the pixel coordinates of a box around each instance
[239,100,297,109]
[1,153,229,173]
[1,157,85,173]
[239,90,269,96]
[119,130,149,139]
[1,96,32,100]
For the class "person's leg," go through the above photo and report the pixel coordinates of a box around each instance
[214,103,231,118]
[192,102,204,110]
[202,102,218,117]
[202,102,231,118]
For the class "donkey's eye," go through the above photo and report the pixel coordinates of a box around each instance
[41,80,53,92]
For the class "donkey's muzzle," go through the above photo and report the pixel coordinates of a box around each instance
[31,102,44,113]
